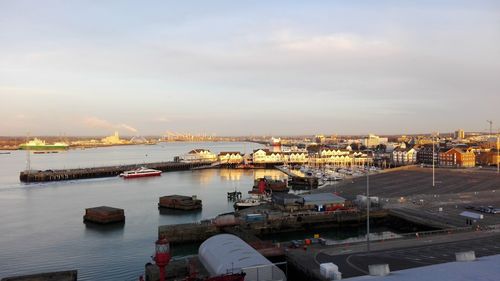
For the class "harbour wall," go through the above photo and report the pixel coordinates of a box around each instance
[158,210,389,244]
[19,161,210,183]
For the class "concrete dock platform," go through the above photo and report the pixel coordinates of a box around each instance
[83,206,125,224]
[1,270,77,281]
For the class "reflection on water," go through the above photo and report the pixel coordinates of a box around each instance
[83,221,126,237]
[219,168,253,181]
[254,169,288,180]
[0,143,301,280]
[158,207,203,218]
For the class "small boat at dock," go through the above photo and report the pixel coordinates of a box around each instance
[119,167,162,179]
[234,198,262,210]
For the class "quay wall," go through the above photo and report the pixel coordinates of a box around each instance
[19,161,210,183]
[158,221,220,244]
[158,210,388,244]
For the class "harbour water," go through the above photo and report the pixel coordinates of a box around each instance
[0,142,388,280]
[0,142,273,280]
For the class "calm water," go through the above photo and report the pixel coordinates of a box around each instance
[0,142,396,280]
[0,142,284,280]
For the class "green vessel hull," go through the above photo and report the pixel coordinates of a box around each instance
[19,145,69,150]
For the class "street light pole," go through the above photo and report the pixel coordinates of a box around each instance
[497,133,499,174]
[432,134,435,187]
[366,158,370,252]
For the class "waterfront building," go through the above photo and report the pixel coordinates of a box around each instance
[320,149,350,157]
[217,152,244,164]
[285,151,308,163]
[182,149,217,163]
[391,147,418,166]
[252,149,282,164]
[439,148,476,168]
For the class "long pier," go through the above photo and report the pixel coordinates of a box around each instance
[19,161,210,183]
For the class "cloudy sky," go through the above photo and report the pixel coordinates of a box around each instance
[1,0,499,136]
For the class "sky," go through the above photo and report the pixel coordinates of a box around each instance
[0,0,499,136]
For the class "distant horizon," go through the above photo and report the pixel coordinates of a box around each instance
[0,130,496,139]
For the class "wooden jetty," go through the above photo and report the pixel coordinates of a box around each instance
[19,161,209,183]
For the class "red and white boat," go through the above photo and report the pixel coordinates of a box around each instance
[119,167,162,179]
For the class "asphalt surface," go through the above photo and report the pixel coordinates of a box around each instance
[316,233,500,278]
[322,167,500,198]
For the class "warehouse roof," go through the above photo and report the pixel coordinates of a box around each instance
[300,193,346,205]
[198,234,286,280]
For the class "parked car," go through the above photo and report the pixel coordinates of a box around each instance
[492,208,500,214]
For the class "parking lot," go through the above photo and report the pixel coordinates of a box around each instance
[315,232,500,278]
[324,167,499,198]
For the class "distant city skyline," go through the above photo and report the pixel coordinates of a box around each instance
[1,1,499,136]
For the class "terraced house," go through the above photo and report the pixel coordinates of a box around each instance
[217,152,244,164]
[391,147,418,166]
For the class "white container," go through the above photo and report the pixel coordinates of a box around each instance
[320,263,339,279]
[332,271,342,280]
[456,251,476,262]
[369,264,390,276]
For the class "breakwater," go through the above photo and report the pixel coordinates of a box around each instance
[19,161,210,183]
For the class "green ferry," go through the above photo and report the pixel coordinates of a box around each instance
[19,138,69,150]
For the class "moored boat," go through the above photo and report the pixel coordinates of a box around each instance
[234,198,261,210]
[19,138,69,150]
[119,167,162,179]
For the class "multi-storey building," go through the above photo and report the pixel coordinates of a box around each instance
[391,147,417,166]
[439,148,475,168]
[417,145,438,164]
[182,149,218,163]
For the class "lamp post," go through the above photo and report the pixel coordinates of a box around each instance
[432,133,435,187]
[366,151,371,252]
[497,133,499,174]
[431,132,438,187]
[154,236,171,281]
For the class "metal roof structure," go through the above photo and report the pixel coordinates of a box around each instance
[198,234,286,281]
[300,193,346,205]
[459,211,483,220]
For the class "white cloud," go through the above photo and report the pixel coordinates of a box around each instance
[270,32,397,56]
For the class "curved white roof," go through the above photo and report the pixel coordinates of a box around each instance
[198,234,286,280]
